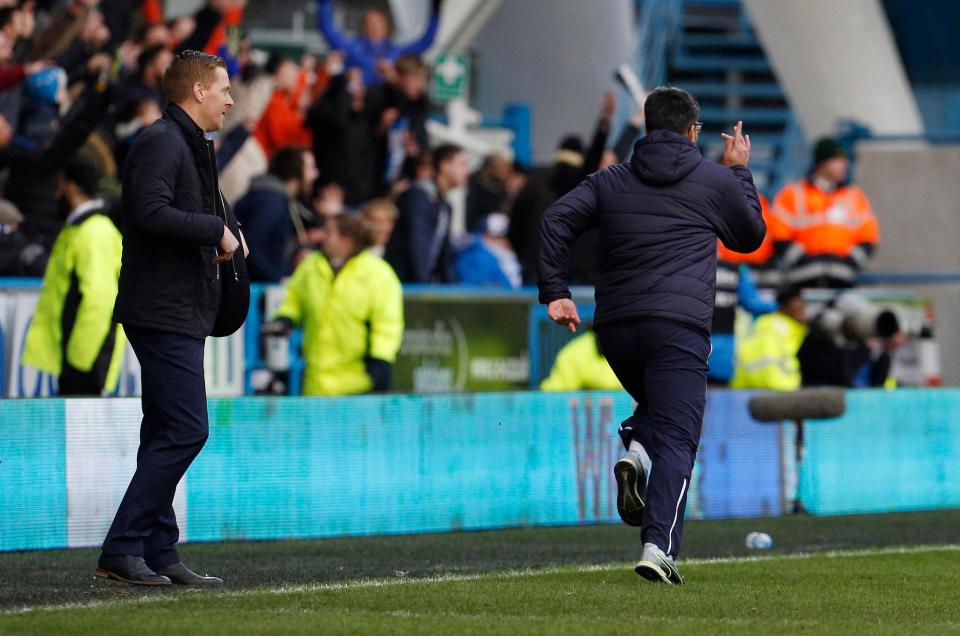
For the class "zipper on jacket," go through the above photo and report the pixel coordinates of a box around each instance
[207,142,223,281]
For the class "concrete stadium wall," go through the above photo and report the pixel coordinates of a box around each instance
[3,389,960,552]
[855,143,960,384]
[744,0,923,138]
[471,0,635,163]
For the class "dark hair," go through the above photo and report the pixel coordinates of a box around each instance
[644,86,699,135]
[333,212,373,251]
[776,287,803,308]
[137,44,169,75]
[0,8,14,30]
[162,50,227,104]
[62,157,102,198]
[268,146,308,182]
[117,95,160,124]
[432,143,464,173]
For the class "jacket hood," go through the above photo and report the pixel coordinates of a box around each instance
[630,129,702,186]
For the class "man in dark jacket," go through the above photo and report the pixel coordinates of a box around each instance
[97,51,241,587]
[307,68,377,206]
[538,87,765,584]
[386,143,469,283]
[234,145,318,282]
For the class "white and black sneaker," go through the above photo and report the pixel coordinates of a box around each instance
[613,450,647,526]
[635,543,683,584]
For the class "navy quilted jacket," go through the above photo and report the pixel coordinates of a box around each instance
[537,129,765,334]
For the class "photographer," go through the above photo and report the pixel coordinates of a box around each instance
[798,292,904,388]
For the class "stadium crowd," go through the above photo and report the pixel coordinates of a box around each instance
[1,0,888,397]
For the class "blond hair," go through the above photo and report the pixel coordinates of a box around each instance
[162,50,227,104]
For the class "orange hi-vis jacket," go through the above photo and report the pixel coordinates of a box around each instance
[770,179,879,286]
[718,193,775,266]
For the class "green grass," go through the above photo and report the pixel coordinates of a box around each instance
[2,510,960,634]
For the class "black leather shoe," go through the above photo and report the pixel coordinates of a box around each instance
[154,562,223,585]
[95,554,172,586]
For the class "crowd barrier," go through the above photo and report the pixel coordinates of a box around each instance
[2,388,958,552]
[0,279,940,397]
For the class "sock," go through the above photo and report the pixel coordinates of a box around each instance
[629,439,652,474]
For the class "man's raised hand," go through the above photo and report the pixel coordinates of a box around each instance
[721,120,751,168]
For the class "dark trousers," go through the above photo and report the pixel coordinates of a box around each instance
[101,326,208,569]
[596,319,710,558]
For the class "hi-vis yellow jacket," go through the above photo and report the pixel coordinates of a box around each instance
[540,331,622,391]
[730,312,808,391]
[22,210,125,391]
[276,250,404,396]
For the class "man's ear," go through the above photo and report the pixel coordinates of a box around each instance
[193,82,204,102]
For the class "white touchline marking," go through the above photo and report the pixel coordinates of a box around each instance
[4,544,959,616]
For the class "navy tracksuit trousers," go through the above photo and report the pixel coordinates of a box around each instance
[101,326,209,569]
[596,319,710,558]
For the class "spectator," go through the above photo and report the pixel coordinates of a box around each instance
[368,53,430,192]
[771,137,879,288]
[361,197,397,259]
[0,197,25,275]
[307,67,377,206]
[731,288,807,391]
[54,7,111,82]
[315,0,442,86]
[167,15,197,50]
[454,213,521,289]
[119,43,173,113]
[114,95,162,169]
[253,55,312,159]
[0,31,50,93]
[797,293,903,388]
[540,330,622,391]
[0,69,116,275]
[21,157,125,396]
[386,143,469,283]
[269,213,404,396]
[233,145,318,283]
[509,92,614,284]
[466,153,513,233]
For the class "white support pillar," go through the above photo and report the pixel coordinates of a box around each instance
[743,0,923,137]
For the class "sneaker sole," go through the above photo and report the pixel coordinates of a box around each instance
[95,568,172,586]
[634,560,682,585]
[614,457,646,527]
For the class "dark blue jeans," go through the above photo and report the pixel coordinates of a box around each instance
[101,326,208,569]
[596,319,710,558]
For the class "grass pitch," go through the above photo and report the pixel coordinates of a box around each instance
[2,510,959,634]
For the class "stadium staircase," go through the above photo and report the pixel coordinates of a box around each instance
[637,0,806,195]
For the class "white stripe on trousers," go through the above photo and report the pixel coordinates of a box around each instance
[667,478,688,555]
